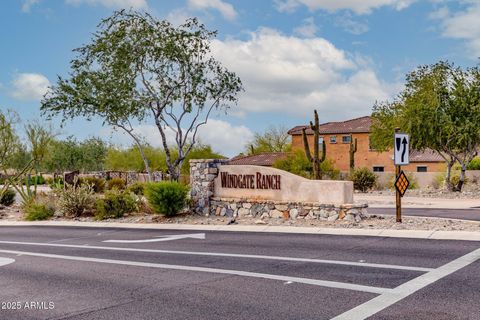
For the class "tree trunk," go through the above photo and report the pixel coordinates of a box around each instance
[454,162,467,192]
[119,125,153,182]
[445,160,454,191]
[131,136,153,182]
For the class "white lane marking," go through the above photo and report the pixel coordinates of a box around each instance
[332,247,480,320]
[0,257,15,267]
[0,249,389,294]
[103,233,205,243]
[0,240,433,272]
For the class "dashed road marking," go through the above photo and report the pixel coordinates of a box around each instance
[332,247,480,320]
[0,240,433,272]
[0,257,15,267]
[103,233,206,243]
[0,248,390,294]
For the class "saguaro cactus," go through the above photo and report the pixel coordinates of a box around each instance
[349,134,357,172]
[302,109,326,179]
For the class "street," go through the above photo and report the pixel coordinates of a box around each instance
[369,207,480,221]
[0,226,479,320]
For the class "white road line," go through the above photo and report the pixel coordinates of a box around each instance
[0,249,389,294]
[0,257,15,267]
[103,233,205,243]
[331,247,480,320]
[0,240,433,272]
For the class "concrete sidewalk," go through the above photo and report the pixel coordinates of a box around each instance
[355,194,480,209]
[0,220,479,241]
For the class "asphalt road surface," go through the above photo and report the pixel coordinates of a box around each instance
[369,207,480,221]
[0,226,479,320]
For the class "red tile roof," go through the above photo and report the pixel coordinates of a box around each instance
[228,152,288,167]
[288,116,372,135]
[410,149,445,163]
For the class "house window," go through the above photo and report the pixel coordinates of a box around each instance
[318,137,324,146]
[417,166,428,172]
[330,136,337,144]
[342,135,351,144]
[373,166,384,172]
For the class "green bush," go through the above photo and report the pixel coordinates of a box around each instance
[47,177,64,189]
[22,175,45,185]
[467,157,480,170]
[80,176,105,193]
[432,172,446,189]
[273,150,312,178]
[320,159,340,180]
[145,182,188,216]
[127,182,146,195]
[349,167,377,192]
[106,178,126,191]
[24,202,55,221]
[95,190,137,220]
[451,173,469,187]
[54,184,95,217]
[0,189,16,206]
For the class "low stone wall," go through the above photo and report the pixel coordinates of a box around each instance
[210,198,368,222]
[190,159,229,215]
[190,159,367,221]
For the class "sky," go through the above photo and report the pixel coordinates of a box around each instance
[1,0,479,157]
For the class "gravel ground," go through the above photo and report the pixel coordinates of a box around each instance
[367,183,480,199]
[1,204,479,232]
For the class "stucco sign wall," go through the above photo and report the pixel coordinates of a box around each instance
[214,165,353,205]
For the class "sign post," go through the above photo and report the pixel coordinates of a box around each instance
[394,129,410,223]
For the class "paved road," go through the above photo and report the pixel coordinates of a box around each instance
[0,226,479,320]
[369,207,480,221]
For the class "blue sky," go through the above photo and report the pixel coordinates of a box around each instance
[1,0,479,156]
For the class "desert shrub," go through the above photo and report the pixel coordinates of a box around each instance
[349,167,377,192]
[22,175,45,185]
[451,172,469,187]
[0,189,16,206]
[47,177,64,189]
[431,172,446,189]
[54,184,95,217]
[127,182,146,195]
[106,178,126,191]
[273,150,312,178]
[320,159,340,180]
[95,190,137,220]
[24,202,55,221]
[80,176,105,193]
[145,182,188,216]
[467,157,480,170]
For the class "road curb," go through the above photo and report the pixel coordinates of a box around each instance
[0,221,479,241]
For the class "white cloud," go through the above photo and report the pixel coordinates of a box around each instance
[274,0,415,15]
[11,73,50,101]
[103,119,253,157]
[211,28,395,120]
[21,0,39,13]
[188,0,237,21]
[294,17,318,38]
[65,0,147,9]
[335,14,369,35]
[197,119,253,156]
[434,2,480,57]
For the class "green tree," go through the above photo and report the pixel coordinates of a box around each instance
[42,136,107,173]
[41,10,243,181]
[371,61,480,191]
[0,110,21,172]
[247,125,291,154]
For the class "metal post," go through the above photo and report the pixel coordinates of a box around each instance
[394,128,402,223]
